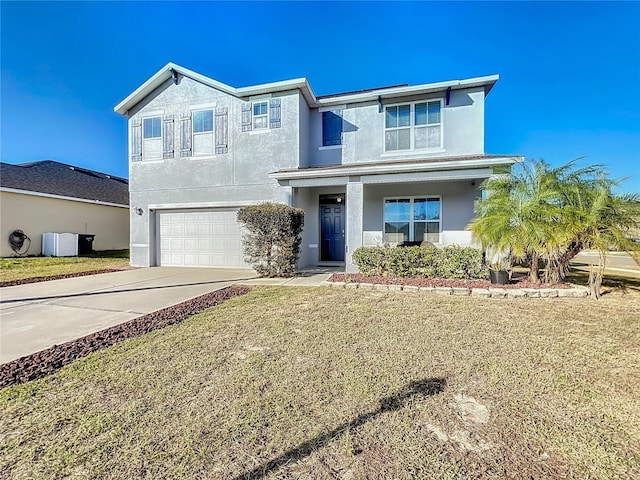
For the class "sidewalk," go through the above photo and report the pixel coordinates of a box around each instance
[239,267,338,286]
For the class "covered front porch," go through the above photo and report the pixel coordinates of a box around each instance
[271,156,519,272]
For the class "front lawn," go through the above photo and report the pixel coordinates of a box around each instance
[0,250,130,283]
[1,287,639,479]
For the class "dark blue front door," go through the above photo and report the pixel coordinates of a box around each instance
[320,204,345,261]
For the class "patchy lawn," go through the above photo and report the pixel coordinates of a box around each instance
[1,287,639,479]
[0,250,130,283]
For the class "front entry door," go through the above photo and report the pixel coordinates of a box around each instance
[320,203,345,262]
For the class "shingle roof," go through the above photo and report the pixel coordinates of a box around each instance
[0,161,129,206]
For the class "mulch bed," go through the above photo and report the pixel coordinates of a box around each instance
[330,273,570,289]
[0,285,251,389]
[0,267,136,288]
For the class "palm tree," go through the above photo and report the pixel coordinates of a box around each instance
[468,159,639,295]
[551,176,640,297]
[468,159,568,283]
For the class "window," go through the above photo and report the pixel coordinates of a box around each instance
[384,197,440,243]
[322,110,343,146]
[193,110,213,133]
[384,100,441,152]
[191,109,214,156]
[253,101,268,130]
[143,117,161,139]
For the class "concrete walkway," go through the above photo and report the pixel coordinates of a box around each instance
[0,266,336,364]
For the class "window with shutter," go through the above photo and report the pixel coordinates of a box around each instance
[191,109,214,156]
[142,115,163,160]
[253,101,268,130]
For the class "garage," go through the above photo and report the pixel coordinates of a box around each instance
[157,209,247,267]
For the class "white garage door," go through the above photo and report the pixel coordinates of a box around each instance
[157,209,246,267]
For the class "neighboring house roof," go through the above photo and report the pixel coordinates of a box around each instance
[0,161,129,206]
[114,62,500,115]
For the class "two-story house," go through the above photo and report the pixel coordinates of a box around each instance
[115,63,520,272]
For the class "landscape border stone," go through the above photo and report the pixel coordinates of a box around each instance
[324,281,590,299]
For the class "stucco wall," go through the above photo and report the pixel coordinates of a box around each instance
[308,86,485,167]
[293,185,347,267]
[127,75,301,266]
[362,181,479,247]
[1,191,129,257]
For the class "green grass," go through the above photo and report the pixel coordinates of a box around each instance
[1,287,639,479]
[0,250,130,282]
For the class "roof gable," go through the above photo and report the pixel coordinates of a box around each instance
[0,161,129,206]
[114,63,500,115]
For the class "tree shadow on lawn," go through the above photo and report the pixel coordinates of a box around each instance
[232,377,447,480]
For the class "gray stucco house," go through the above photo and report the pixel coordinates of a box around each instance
[115,63,520,272]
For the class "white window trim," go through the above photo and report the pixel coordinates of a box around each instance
[383,99,443,153]
[382,195,442,243]
[318,145,342,151]
[190,103,217,157]
[142,115,162,139]
[192,109,215,135]
[252,100,269,131]
[139,111,164,162]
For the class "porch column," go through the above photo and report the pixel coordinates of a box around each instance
[345,181,363,273]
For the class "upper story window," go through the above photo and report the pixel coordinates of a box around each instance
[143,117,161,139]
[193,110,213,133]
[253,101,268,130]
[242,99,281,132]
[140,115,164,161]
[322,110,343,146]
[192,109,214,156]
[384,100,442,152]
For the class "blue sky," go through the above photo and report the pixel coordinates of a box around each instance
[2,1,639,192]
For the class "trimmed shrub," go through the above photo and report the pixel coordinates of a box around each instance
[237,203,305,277]
[352,245,489,279]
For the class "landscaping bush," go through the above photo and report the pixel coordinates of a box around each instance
[352,245,489,279]
[237,203,305,277]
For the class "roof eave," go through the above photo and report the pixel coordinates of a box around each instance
[270,155,520,181]
[314,74,500,107]
[114,63,318,115]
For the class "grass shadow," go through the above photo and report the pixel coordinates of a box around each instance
[232,377,446,480]
[567,266,640,296]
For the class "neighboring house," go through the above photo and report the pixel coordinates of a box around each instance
[115,63,521,272]
[0,161,129,257]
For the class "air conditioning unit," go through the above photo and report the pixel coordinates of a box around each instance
[42,232,79,256]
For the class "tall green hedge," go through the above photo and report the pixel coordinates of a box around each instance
[352,245,489,279]
[237,203,305,277]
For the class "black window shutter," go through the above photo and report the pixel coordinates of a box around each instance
[269,98,281,129]
[131,121,142,162]
[215,107,228,154]
[241,102,252,132]
[162,115,175,159]
[180,113,192,157]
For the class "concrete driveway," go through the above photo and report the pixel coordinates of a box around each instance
[0,267,256,363]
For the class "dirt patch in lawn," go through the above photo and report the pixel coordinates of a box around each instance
[330,273,570,289]
[0,285,251,389]
[0,267,136,287]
